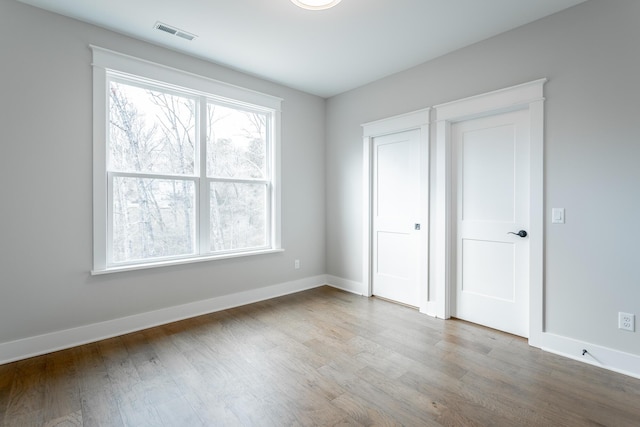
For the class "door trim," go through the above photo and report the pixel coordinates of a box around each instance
[362,108,430,313]
[432,79,546,347]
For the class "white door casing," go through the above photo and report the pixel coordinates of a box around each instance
[432,79,545,346]
[362,109,430,312]
[452,110,530,337]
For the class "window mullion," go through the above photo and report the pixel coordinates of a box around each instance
[198,97,210,255]
[207,177,270,185]
[109,171,198,181]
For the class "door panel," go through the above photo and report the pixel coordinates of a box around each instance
[461,124,515,222]
[453,110,530,337]
[377,232,412,278]
[373,129,421,307]
[462,239,515,301]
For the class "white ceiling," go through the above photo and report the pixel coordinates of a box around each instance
[17,0,588,98]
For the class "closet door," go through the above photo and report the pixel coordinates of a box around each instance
[372,129,422,307]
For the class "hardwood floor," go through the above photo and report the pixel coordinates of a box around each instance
[1,286,640,426]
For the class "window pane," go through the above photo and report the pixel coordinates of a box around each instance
[112,177,196,263]
[210,182,267,252]
[207,104,267,179]
[109,81,196,175]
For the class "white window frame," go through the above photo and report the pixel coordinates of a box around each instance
[91,46,282,274]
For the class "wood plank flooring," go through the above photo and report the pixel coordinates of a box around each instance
[1,286,640,426]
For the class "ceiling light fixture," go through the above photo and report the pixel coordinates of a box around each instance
[291,0,342,11]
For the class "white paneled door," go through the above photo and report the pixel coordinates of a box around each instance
[372,129,422,307]
[452,109,530,337]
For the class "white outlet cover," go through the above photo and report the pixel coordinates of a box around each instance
[619,312,635,332]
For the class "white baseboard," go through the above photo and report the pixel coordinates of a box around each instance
[4,276,639,382]
[0,275,327,365]
[325,275,366,295]
[541,332,640,380]
[421,301,441,318]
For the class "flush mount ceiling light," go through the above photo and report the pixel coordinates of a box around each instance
[291,0,342,10]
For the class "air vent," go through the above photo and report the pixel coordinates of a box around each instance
[154,22,197,41]
[175,31,196,41]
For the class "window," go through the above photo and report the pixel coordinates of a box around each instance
[92,47,282,273]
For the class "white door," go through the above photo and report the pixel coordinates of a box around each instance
[372,129,422,307]
[452,109,530,337]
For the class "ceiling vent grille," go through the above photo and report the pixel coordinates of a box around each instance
[154,22,197,41]
[175,31,196,41]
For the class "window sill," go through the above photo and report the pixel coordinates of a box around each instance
[91,248,285,276]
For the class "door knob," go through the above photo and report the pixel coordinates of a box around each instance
[507,230,528,238]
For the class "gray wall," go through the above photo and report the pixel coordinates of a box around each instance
[326,0,640,355]
[2,0,639,360]
[0,0,326,343]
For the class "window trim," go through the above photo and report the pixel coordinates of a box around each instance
[91,46,282,274]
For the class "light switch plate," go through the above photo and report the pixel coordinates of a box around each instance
[552,208,565,224]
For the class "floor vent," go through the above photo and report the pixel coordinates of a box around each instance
[154,22,197,41]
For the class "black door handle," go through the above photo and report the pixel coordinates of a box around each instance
[508,230,528,238]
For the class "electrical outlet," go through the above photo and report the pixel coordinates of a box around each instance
[618,312,635,332]
[294,259,300,270]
